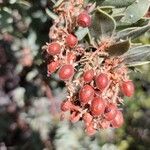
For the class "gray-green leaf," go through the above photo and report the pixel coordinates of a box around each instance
[127,61,150,67]
[53,0,64,8]
[100,0,135,8]
[107,40,130,56]
[89,8,116,40]
[123,45,150,64]
[45,8,58,20]
[116,24,150,40]
[121,0,150,24]
[75,27,89,41]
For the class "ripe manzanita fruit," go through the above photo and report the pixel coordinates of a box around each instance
[79,85,94,104]
[59,65,74,80]
[77,11,91,27]
[96,73,109,90]
[111,110,124,128]
[66,34,78,48]
[47,42,61,55]
[83,69,94,83]
[121,81,135,97]
[104,103,117,121]
[42,0,144,136]
[91,97,105,116]
[47,61,59,74]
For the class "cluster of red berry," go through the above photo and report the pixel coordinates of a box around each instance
[44,0,135,136]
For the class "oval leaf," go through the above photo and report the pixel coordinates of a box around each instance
[107,40,130,56]
[123,45,150,63]
[127,61,150,67]
[89,8,116,40]
[121,0,150,24]
[116,24,150,40]
[100,0,135,8]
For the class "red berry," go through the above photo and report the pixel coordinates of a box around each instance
[111,110,124,128]
[91,97,105,116]
[83,69,94,83]
[95,73,109,90]
[79,85,94,104]
[61,100,72,112]
[77,12,91,28]
[59,64,74,80]
[47,42,61,55]
[67,52,76,63]
[104,104,117,121]
[47,60,59,74]
[66,34,78,48]
[121,81,135,97]
[83,113,93,125]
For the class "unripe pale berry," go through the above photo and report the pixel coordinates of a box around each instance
[104,104,117,121]
[83,69,94,83]
[96,73,109,90]
[59,64,74,80]
[111,110,124,128]
[121,81,135,97]
[61,100,72,112]
[91,97,105,116]
[47,42,61,55]
[66,34,78,48]
[79,85,94,104]
[77,12,91,28]
[47,60,59,74]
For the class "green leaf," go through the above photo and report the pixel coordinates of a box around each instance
[123,45,150,64]
[0,9,12,29]
[127,61,150,67]
[89,8,116,40]
[45,8,58,20]
[99,6,114,14]
[100,0,135,8]
[121,0,150,24]
[17,0,31,8]
[53,0,64,8]
[107,40,130,56]
[116,24,150,40]
[75,27,89,41]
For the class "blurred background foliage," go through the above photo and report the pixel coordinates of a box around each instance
[0,0,150,150]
